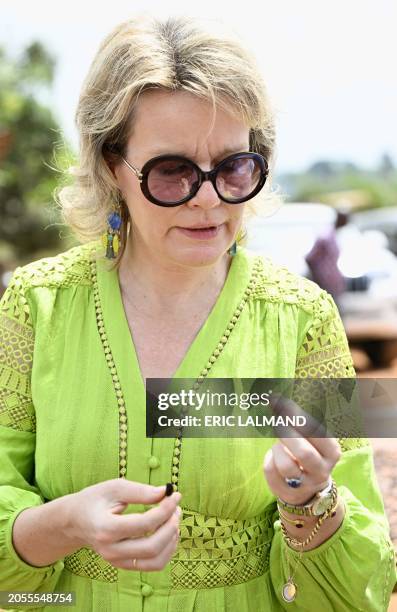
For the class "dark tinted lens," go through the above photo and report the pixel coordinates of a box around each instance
[147,159,198,203]
[216,156,262,201]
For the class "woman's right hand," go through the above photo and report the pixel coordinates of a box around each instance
[68,479,182,571]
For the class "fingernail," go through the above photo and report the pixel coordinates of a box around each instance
[175,506,182,518]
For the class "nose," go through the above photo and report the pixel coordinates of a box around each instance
[186,178,220,210]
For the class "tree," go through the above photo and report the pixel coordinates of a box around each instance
[0,42,72,261]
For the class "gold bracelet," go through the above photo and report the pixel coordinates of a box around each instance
[281,496,339,549]
[278,509,306,528]
[280,501,335,549]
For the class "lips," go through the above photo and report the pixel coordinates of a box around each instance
[176,223,224,240]
[180,224,221,230]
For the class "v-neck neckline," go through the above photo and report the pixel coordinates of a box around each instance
[95,247,254,395]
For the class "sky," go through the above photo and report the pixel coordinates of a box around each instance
[1,0,396,174]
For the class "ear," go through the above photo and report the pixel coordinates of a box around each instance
[103,144,119,179]
[106,159,117,179]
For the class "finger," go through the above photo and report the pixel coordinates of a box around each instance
[104,479,170,507]
[134,529,180,572]
[264,447,327,505]
[263,448,284,493]
[270,393,327,439]
[272,443,303,481]
[280,433,341,473]
[103,506,181,561]
[301,437,342,466]
[99,492,182,542]
[110,532,179,571]
[271,442,330,502]
[277,435,328,481]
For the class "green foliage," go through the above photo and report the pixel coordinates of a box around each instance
[0,42,73,262]
[280,159,397,209]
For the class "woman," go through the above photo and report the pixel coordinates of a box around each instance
[0,15,395,612]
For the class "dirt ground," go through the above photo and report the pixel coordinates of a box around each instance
[370,439,397,610]
[357,360,397,609]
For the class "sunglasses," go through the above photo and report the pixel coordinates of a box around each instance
[120,151,268,207]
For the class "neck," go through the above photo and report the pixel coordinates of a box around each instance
[118,235,233,312]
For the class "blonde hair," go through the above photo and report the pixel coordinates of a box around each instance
[58,15,282,266]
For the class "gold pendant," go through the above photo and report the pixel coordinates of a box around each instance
[282,580,297,602]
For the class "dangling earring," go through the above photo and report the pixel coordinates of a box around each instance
[228,241,237,256]
[228,227,247,257]
[104,198,122,259]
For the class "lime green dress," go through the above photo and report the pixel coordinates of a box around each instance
[0,241,395,611]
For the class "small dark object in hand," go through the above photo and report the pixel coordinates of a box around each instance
[165,482,174,496]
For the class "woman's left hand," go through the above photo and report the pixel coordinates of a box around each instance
[263,434,342,505]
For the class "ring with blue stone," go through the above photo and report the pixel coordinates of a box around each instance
[285,476,303,488]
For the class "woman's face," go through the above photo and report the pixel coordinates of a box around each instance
[113,89,249,268]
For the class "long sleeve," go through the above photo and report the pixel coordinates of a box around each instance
[269,290,397,611]
[0,268,64,593]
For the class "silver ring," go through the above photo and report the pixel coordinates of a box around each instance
[132,558,137,569]
[285,476,303,488]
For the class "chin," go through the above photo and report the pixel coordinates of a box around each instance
[171,244,228,267]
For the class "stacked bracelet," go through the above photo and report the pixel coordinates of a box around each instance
[280,496,339,550]
[277,478,338,517]
[278,510,306,529]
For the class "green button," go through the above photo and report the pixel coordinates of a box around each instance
[141,584,154,597]
[148,455,160,469]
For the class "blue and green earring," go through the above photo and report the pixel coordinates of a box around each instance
[103,202,122,259]
[228,241,237,256]
[228,227,246,256]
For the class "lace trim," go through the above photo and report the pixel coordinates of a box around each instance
[338,438,370,451]
[90,259,128,479]
[16,243,95,289]
[170,506,275,589]
[292,288,367,452]
[250,256,366,452]
[0,243,98,433]
[64,547,118,583]
[0,269,36,432]
[63,505,276,586]
[250,258,323,310]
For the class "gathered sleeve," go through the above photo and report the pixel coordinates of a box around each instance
[0,268,64,593]
[269,290,397,611]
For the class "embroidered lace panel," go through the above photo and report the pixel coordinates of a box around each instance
[249,259,368,452]
[171,506,275,589]
[0,269,36,432]
[251,257,324,308]
[0,244,95,433]
[293,291,368,453]
[64,547,118,583]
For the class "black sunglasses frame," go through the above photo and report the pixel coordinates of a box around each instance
[121,152,269,207]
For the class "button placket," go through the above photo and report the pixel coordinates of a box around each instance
[170,257,262,493]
